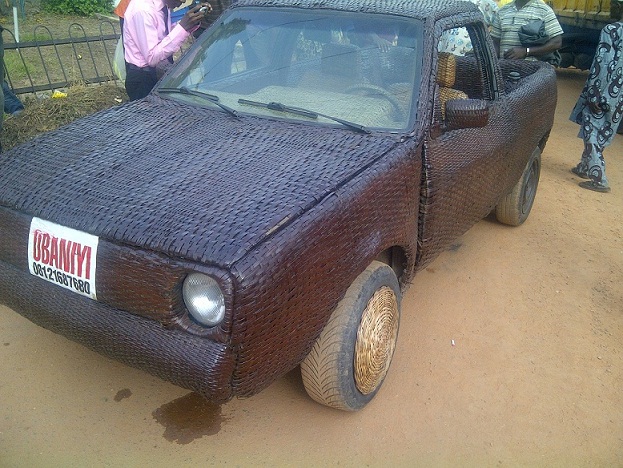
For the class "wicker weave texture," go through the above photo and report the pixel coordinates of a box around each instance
[0,98,401,268]
[417,60,556,269]
[0,260,236,401]
[0,0,558,401]
[233,0,480,21]
[228,141,421,396]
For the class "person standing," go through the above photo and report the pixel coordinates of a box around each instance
[490,0,563,61]
[439,0,498,56]
[123,0,210,100]
[3,81,25,116]
[568,5,623,193]
[114,0,132,35]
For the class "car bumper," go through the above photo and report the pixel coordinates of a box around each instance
[0,259,236,402]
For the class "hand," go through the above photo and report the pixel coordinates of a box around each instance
[503,46,528,60]
[371,34,392,53]
[588,101,601,114]
[180,2,212,32]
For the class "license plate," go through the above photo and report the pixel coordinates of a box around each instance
[28,217,98,299]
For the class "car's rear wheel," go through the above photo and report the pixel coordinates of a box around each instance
[495,147,541,226]
[300,261,401,411]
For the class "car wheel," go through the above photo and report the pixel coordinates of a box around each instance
[495,146,541,226]
[300,260,401,411]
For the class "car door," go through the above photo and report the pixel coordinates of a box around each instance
[417,20,521,268]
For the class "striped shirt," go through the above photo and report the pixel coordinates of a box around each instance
[490,0,563,58]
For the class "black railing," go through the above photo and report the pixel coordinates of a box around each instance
[2,20,121,95]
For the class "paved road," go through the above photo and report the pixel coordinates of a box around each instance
[1,70,621,466]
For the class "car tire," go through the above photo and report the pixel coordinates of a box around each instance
[495,146,541,226]
[300,260,401,411]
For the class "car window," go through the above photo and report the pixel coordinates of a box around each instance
[433,21,498,124]
[160,8,424,132]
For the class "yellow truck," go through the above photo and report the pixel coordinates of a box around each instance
[547,0,622,68]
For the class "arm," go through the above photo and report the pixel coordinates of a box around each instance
[504,34,562,60]
[527,34,562,57]
[510,7,564,60]
[125,4,206,68]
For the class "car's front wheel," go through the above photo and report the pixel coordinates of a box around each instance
[300,261,401,411]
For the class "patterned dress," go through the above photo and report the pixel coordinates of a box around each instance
[569,21,623,187]
[438,0,498,55]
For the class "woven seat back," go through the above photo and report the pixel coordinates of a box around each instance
[437,52,457,88]
[436,52,467,118]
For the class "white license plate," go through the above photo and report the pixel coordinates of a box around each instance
[27,217,98,299]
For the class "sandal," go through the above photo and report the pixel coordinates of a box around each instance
[579,180,611,193]
[571,166,590,179]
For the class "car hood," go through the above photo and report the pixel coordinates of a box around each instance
[0,96,401,267]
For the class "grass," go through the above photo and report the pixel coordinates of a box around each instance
[0,11,195,152]
[2,82,128,151]
[2,49,30,81]
[1,12,127,152]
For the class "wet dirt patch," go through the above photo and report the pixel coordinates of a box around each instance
[114,388,132,402]
[152,392,230,444]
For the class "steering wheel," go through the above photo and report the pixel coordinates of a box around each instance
[344,84,406,122]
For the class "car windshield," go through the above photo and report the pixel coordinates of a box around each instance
[159,7,424,132]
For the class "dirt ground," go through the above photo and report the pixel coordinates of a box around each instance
[0,70,621,467]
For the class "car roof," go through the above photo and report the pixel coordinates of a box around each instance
[230,0,480,22]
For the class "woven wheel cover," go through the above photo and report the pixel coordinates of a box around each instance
[354,286,399,395]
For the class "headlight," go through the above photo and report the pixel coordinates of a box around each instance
[182,273,225,327]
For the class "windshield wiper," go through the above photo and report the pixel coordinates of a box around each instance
[158,87,239,118]
[237,98,370,134]
[238,99,318,119]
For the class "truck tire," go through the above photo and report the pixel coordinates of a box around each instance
[300,261,401,411]
[495,147,541,226]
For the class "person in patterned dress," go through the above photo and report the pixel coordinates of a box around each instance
[569,5,623,193]
[438,0,498,56]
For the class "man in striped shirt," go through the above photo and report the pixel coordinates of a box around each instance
[490,0,563,61]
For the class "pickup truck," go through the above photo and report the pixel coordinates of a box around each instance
[0,0,557,411]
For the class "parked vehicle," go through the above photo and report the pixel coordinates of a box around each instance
[0,0,556,411]
[551,0,622,69]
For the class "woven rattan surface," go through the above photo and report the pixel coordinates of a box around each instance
[437,53,457,88]
[354,286,399,395]
[0,0,558,401]
[0,97,399,268]
[0,94,421,398]
[0,260,236,401]
[233,0,480,21]
[418,59,556,269]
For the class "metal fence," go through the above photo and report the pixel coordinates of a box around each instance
[2,20,121,96]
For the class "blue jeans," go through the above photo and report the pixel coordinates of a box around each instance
[3,81,24,115]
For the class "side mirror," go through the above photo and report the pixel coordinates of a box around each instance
[445,99,489,131]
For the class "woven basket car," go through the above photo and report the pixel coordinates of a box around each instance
[0,0,556,411]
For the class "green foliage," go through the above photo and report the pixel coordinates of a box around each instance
[3,50,29,82]
[41,0,114,16]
